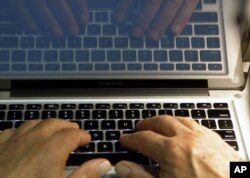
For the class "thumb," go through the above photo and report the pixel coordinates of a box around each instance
[115,161,154,178]
[68,159,112,178]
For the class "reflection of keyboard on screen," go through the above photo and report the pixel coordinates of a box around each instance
[0,101,239,166]
[0,0,227,77]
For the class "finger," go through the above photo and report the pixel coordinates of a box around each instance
[115,160,154,178]
[0,128,16,144]
[137,115,189,136]
[132,0,163,37]
[9,0,37,32]
[14,119,42,137]
[30,119,80,139]
[45,128,91,163]
[120,131,167,163]
[170,0,199,34]
[68,0,89,25]
[115,0,134,23]
[69,159,112,178]
[27,0,63,37]
[147,0,184,40]
[175,116,198,130]
[47,0,79,36]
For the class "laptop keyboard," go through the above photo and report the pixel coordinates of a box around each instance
[0,101,239,166]
[0,0,227,77]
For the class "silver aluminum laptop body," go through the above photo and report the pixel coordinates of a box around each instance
[0,0,250,177]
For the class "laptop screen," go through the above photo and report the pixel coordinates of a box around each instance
[0,0,228,82]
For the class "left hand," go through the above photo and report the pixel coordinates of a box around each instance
[0,119,112,178]
[116,0,199,40]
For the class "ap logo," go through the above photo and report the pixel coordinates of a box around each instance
[230,162,250,178]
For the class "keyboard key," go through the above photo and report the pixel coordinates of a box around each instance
[45,64,60,71]
[78,142,95,152]
[201,120,216,129]
[161,36,174,48]
[130,103,144,109]
[0,24,22,35]
[44,104,59,110]
[84,120,99,130]
[28,50,42,62]
[191,37,205,48]
[115,37,128,48]
[226,141,239,151]
[93,110,107,119]
[176,64,190,71]
[95,63,109,71]
[0,104,7,110]
[103,24,116,35]
[190,12,218,22]
[79,104,93,109]
[67,152,150,166]
[44,50,58,62]
[7,111,22,120]
[107,51,121,62]
[163,103,178,109]
[25,111,40,120]
[96,104,110,109]
[68,37,82,48]
[214,130,236,140]
[146,38,159,48]
[92,50,105,62]
[60,50,74,62]
[180,103,195,109]
[0,111,5,120]
[176,37,190,48]
[192,64,206,71]
[106,131,121,140]
[138,51,152,62]
[27,104,42,110]
[0,50,10,62]
[95,12,109,22]
[208,109,230,119]
[191,110,206,119]
[99,37,113,48]
[109,110,124,119]
[9,104,24,110]
[125,110,140,119]
[62,104,76,109]
[147,103,161,109]
[154,50,168,62]
[185,50,198,62]
[130,37,144,48]
[195,25,219,35]
[62,64,76,71]
[76,110,90,119]
[89,131,103,140]
[160,64,174,71]
[218,120,233,129]
[123,50,136,62]
[214,103,228,108]
[52,38,66,48]
[158,110,173,116]
[113,104,127,109]
[127,63,142,71]
[20,37,35,48]
[142,110,157,118]
[197,103,212,108]
[87,24,101,35]
[169,50,183,62]
[42,111,57,119]
[111,63,126,71]
[12,50,26,62]
[144,63,158,71]
[83,37,97,48]
[59,110,73,119]
[101,120,116,130]
[0,121,13,131]
[118,120,133,129]
[37,37,50,48]
[200,50,221,61]
[175,110,189,117]
[208,64,222,71]
[76,50,90,62]
[207,38,220,48]
[98,142,113,152]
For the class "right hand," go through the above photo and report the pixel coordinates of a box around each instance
[9,0,89,37]
[115,115,243,178]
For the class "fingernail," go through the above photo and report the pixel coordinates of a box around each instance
[133,27,143,37]
[148,30,159,41]
[96,160,112,175]
[115,162,130,178]
[80,14,89,24]
[53,27,63,37]
[172,25,182,35]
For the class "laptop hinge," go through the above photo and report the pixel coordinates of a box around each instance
[10,80,209,97]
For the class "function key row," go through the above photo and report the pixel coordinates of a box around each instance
[0,103,229,111]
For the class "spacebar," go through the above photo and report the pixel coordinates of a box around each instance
[67,153,150,166]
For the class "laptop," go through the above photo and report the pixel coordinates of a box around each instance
[0,0,250,177]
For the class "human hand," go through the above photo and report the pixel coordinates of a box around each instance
[116,0,199,40]
[0,119,112,178]
[9,0,89,37]
[115,115,243,178]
